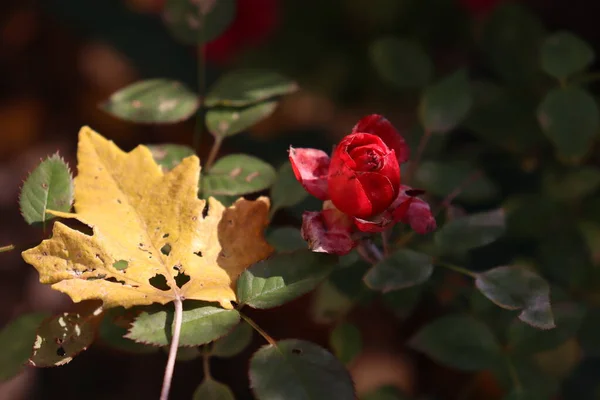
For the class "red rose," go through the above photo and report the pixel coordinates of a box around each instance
[289,114,436,255]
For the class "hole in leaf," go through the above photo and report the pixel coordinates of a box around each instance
[175,271,190,288]
[149,274,170,291]
[112,260,128,271]
[56,347,66,357]
[161,244,172,256]
[202,202,209,218]
[117,199,122,204]
[406,189,426,197]
[163,233,169,238]
[291,348,302,355]
[195,251,203,257]
[106,277,127,285]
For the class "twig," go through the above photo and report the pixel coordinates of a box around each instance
[0,244,15,253]
[436,261,476,278]
[240,313,277,346]
[204,136,222,171]
[202,346,212,380]
[406,127,432,185]
[160,297,183,400]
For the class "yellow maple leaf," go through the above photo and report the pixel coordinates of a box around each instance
[22,127,273,310]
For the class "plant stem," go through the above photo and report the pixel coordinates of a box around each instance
[240,313,277,346]
[381,230,391,256]
[506,356,522,392]
[204,136,222,171]
[160,297,183,400]
[193,45,206,154]
[406,127,432,185]
[436,261,476,278]
[202,346,212,380]
[435,171,483,216]
[0,244,15,253]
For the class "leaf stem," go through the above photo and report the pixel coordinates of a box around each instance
[0,244,15,253]
[160,297,183,400]
[381,230,391,256]
[240,313,276,346]
[505,356,522,392]
[193,44,206,154]
[204,136,223,171]
[434,171,483,216]
[358,240,384,264]
[436,261,476,278]
[406,127,432,185]
[202,346,212,380]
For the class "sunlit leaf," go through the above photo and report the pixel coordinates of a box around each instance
[101,79,199,124]
[249,339,355,400]
[19,153,73,225]
[148,144,195,172]
[206,102,278,139]
[202,154,277,196]
[193,378,236,400]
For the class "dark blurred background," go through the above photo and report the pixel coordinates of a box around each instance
[2,0,600,399]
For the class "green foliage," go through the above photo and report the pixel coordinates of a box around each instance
[193,378,236,400]
[148,144,196,172]
[329,323,362,365]
[369,36,433,88]
[435,209,506,254]
[541,31,595,80]
[310,281,354,324]
[29,313,95,367]
[237,251,336,309]
[270,161,309,215]
[101,79,199,123]
[99,308,158,354]
[537,87,600,161]
[211,322,253,358]
[363,249,433,292]
[206,101,278,139]
[201,154,276,196]
[126,302,240,346]
[420,69,472,133]
[409,314,502,371]
[361,386,411,400]
[0,313,49,381]
[381,286,424,320]
[163,0,236,45]
[19,153,73,225]
[205,70,299,108]
[475,266,555,329]
[266,227,306,252]
[249,339,355,400]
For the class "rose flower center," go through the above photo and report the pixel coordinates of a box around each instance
[348,144,385,172]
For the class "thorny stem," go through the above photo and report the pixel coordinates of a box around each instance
[193,44,207,154]
[160,297,183,400]
[240,313,277,346]
[0,244,15,253]
[406,127,432,185]
[204,136,223,171]
[436,261,476,278]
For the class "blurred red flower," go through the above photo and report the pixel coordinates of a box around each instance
[459,0,505,16]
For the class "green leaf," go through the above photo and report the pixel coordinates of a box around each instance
[369,36,433,88]
[434,209,506,254]
[19,153,73,225]
[363,249,433,292]
[148,144,195,172]
[330,323,362,365]
[211,321,253,358]
[361,385,411,400]
[382,286,424,320]
[420,69,472,133]
[237,250,336,309]
[0,313,49,381]
[98,308,158,354]
[414,161,498,203]
[206,101,278,139]
[537,87,599,161]
[494,358,559,399]
[249,339,355,400]
[205,69,299,107]
[578,307,600,356]
[266,227,306,253]
[270,161,309,215]
[508,302,585,355]
[163,0,236,45]
[30,312,95,367]
[126,302,240,346]
[475,266,554,329]
[193,378,236,400]
[408,314,502,371]
[201,154,276,196]
[541,31,595,79]
[482,4,546,86]
[542,167,600,201]
[310,281,354,324]
[101,79,199,124]
[503,389,546,400]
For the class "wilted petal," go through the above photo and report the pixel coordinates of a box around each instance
[301,210,356,255]
[392,186,437,234]
[289,146,330,200]
[351,114,410,164]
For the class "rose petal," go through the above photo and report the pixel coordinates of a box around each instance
[352,114,409,164]
[289,146,330,200]
[301,210,357,255]
[353,185,436,234]
[328,152,373,218]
